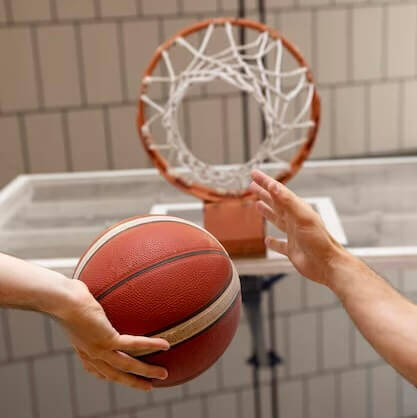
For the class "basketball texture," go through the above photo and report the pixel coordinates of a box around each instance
[73,215,241,387]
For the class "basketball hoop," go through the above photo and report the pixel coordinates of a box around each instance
[137,18,320,256]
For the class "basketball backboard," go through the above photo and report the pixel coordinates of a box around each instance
[0,156,416,277]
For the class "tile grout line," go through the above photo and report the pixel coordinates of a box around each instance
[30,25,45,110]
[0,1,416,28]
[66,352,80,418]
[3,0,13,23]
[102,105,115,170]
[49,0,57,22]
[43,315,54,353]
[2,75,417,119]
[117,21,129,103]
[73,22,87,106]
[17,113,31,174]
[27,358,41,418]
[0,309,13,361]
[61,110,74,172]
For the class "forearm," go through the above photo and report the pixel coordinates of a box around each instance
[328,250,417,385]
[0,252,77,319]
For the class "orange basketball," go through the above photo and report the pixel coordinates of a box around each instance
[73,215,241,387]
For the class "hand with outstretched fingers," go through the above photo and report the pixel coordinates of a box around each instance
[249,169,347,286]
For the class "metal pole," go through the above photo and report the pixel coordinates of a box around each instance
[238,0,251,163]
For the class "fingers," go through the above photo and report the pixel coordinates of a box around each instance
[102,350,168,381]
[248,182,274,208]
[265,236,288,256]
[77,349,152,390]
[255,201,286,232]
[251,169,277,194]
[90,358,153,391]
[115,334,170,355]
[251,170,316,224]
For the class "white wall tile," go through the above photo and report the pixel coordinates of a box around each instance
[55,0,95,19]
[81,23,123,104]
[266,0,294,9]
[308,374,336,418]
[34,355,73,418]
[334,85,366,156]
[142,0,178,15]
[273,274,303,313]
[220,0,254,10]
[310,87,332,158]
[403,81,417,150]
[114,382,149,409]
[352,7,383,81]
[68,109,109,170]
[0,116,25,187]
[11,0,51,22]
[322,307,351,369]
[369,83,400,153]
[0,362,33,418]
[402,376,417,416]
[122,20,161,103]
[299,0,330,7]
[207,392,238,418]
[279,11,313,66]
[8,310,48,358]
[280,380,304,418]
[371,364,397,418]
[189,98,226,164]
[0,28,39,111]
[182,0,218,13]
[305,280,335,308]
[137,406,168,418]
[48,317,71,350]
[354,328,380,365]
[109,105,150,169]
[38,25,82,108]
[73,353,111,416]
[340,369,368,418]
[25,113,67,173]
[221,322,252,387]
[403,269,417,293]
[185,362,218,395]
[225,96,245,164]
[151,385,183,403]
[288,311,318,376]
[100,0,137,17]
[387,4,417,78]
[171,399,204,418]
[316,10,348,84]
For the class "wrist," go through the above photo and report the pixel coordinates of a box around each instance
[43,275,91,321]
[325,248,367,298]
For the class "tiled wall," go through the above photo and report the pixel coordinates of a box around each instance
[2,269,417,418]
[1,1,417,417]
[1,0,417,187]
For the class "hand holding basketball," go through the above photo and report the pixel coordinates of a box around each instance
[250,170,348,286]
[59,279,169,390]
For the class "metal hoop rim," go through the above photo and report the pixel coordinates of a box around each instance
[137,17,321,202]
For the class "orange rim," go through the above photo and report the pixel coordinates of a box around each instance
[137,17,321,202]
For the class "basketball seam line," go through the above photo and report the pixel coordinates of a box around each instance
[142,266,233,337]
[95,249,226,301]
[74,216,228,280]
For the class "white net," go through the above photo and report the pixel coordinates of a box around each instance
[140,21,316,195]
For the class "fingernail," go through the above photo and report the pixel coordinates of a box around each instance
[161,370,169,379]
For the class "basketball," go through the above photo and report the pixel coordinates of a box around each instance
[73,215,241,387]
